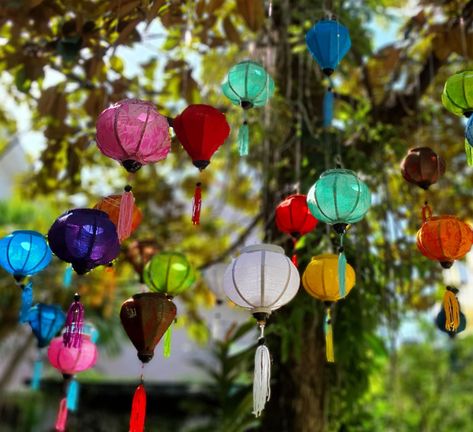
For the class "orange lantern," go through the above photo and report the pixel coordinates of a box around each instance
[94,194,142,242]
[417,203,473,268]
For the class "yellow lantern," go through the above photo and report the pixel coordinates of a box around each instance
[302,254,356,362]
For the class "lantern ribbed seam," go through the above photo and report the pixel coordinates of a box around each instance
[174,256,192,294]
[462,76,469,110]
[321,260,328,299]
[164,254,172,293]
[27,240,50,275]
[18,232,33,274]
[260,251,265,306]
[231,259,256,308]
[266,257,292,309]
[333,173,339,220]
[133,105,151,157]
[312,182,333,223]
[445,87,465,111]
[112,104,128,156]
[452,219,463,258]
[5,235,15,274]
[437,219,447,260]
[244,61,250,100]
[346,174,362,221]
[252,68,270,104]
[84,215,99,265]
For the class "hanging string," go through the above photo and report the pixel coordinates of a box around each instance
[291,236,299,267]
[253,321,271,417]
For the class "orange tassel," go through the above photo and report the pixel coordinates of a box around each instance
[118,185,135,242]
[130,384,147,432]
[192,182,202,225]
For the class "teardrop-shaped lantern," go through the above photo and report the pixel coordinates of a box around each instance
[305,19,351,76]
[400,147,446,190]
[120,292,176,363]
[27,304,66,348]
[442,71,473,118]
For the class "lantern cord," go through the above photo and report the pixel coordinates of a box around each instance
[118,185,135,242]
[163,322,173,358]
[238,111,250,156]
[337,234,346,298]
[324,305,335,363]
[31,352,43,391]
[63,264,73,288]
[421,201,432,223]
[443,288,460,332]
[253,323,271,417]
[54,397,68,432]
[63,294,84,348]
[291,237,299,268]
[129,383,147,432]
[192,182,202,225]
[66,377,80,412]
[18,281,33,323]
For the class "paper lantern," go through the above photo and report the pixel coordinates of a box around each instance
[48,209,120,274]
[400,147,446,190]
[275,194,318,266]
[416,204,473,269]
[27,304,66,349]
[305,19,351,76]
[143,251,196,297]
[96,99,171,173]
[173,104,230,224]
[302,254,356,362]
[223,244,300,417]
[221,60,274,156]
[442,71,473,117]
[203,263,227,304]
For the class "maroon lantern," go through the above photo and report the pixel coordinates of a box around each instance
[400,147,446,190]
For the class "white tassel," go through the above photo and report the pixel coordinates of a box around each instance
[253,337,271,417]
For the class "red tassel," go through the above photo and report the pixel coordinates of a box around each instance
[55,398,68,432]
[192,182,202,225]
[130,384,147,432]
[118,185,135,242]
[291,238,299,268]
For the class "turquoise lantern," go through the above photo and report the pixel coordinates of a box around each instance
[221,60,275,156]
[0,230,52,322]
[307,169,371,296]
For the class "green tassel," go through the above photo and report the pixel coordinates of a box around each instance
[238,121,249,156]
[338,250,346,298]
[163,323,173,358]
[465,139,473,166]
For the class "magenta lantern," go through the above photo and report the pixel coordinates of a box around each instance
[48,335,98,376]
[96,99,171,173]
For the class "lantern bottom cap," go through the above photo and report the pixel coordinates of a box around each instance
[440,260,454,269]
[193,160,210,170]
[251,307,272,315]
[323,68,334,76]
[332,223,348,234]
[122,159,143,173]
[138,352,154,363]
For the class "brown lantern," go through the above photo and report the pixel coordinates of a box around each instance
[120,292,176,363]
[400,147,445,190]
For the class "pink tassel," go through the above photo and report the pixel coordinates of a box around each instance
[55,398,68,432]
[118,185,135,242]
[63,293,84,348]
[192,182,202,225]
[129,384,147,432]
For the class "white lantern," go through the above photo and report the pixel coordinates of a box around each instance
[203,262,227,303]
[223,244,300,417]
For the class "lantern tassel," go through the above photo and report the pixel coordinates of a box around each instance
[443,287,460,332]
[465,138,473,166]
[323,86,334,128]
[130,383,147,432]
[55,398,68,432]
[19,281,33,323]
[324,306,335,363]
[192,182,202,225]
[66,377,80,412]
[63,293,84,348]
[338,237,346,298]
[163,322,173,358]
[31,355,43,391]
[291,237,299,268]
[238,119,249,156]
[253,324,271,417]
[118,185,135,242]
[63,264,73,288]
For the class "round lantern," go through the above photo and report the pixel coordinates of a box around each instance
[466,115,473,147]
[48,209,120,274]
[400,147,446,190]
[305,19,351,76]
[96,99,171,173]
[143,251,196,297]
[223,244,300,417]
[173,104,230,224]
[221,60,274,156]
[416,204,473,269]
[203,262,227,304]
[441,71,473,117]
[48,335,98,376]
[27,304,66,348]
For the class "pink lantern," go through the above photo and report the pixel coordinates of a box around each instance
[96,99,171,173]
[48,335,98,375]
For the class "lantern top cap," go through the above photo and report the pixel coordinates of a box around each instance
[240,244,284,254]
[320,168,358,177]
[131,292,170,301]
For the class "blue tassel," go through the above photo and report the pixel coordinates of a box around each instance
[31,357,43,391]
[238,120,249,156]
[323,88,334,128]
[66,378,80,412]
[338,248,346,298]
[19,282,33,323]
[63,265,73,288]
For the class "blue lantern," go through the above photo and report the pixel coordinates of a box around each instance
[305,20,351,76]
[27,304,66,348]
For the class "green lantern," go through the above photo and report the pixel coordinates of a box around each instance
[442,71,473,117]
[221,60,275,156]
[306,169,371,298]
[143,252,196,297]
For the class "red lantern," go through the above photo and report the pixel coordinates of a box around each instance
[275,194,318,266]
[400,147,445,190]
[173,104,230,224]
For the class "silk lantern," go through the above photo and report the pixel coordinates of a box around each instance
[275,194,318,266]
[223,244,300,417]
[306,19,351,76]
[27,303,66,390]
[307,169,370,296]
[120,292,176,432]
[173,104,230,224]
[436,286,467,337]
[302,254,356,362]
[416,203,473,268]
[400,147,446,190]
[442,71,473,117]
[48,209,120,275]
[221,60,274,156]
[203,262,227,304]
[0,230,52,322]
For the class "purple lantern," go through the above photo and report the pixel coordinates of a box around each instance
[48,209,120,275]
[96,99,171,173]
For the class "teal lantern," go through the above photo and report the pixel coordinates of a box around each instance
[307,169,371,297]
[442,71,473,117]
[221,60,275,156]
